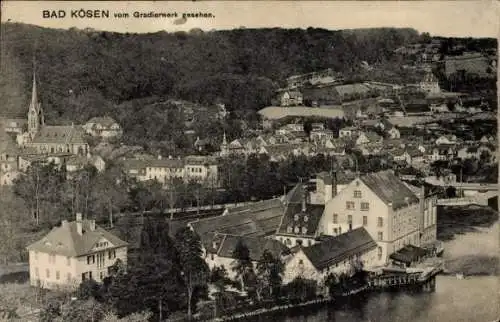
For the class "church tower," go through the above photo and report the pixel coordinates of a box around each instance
[220,131,228,157]
[27,69,44,138]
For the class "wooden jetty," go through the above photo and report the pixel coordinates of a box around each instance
[367,265,443,291]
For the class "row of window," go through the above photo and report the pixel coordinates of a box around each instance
[346,201,370,211]
[286,226,308,235]
[332,214,383,227]
[34,252,72,266]
[280,237,313,247]
[35,267,71,282]
[147,167,182,172]
[87,250,116,265]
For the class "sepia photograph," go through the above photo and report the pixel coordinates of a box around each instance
[0,1,498,321]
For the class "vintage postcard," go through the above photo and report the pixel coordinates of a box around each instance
[0,1,498,321]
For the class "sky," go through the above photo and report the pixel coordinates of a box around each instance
[1,1,499,38]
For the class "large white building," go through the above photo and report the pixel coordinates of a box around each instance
[316,170,437,266]
[26,213,128,290]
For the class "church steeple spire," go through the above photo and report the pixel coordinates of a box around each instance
[31,69,38,108]
[28,61,44,138]
[220,131,228,157]
[222,131,227,145]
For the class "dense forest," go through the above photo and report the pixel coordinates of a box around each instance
[1,23,421,120]
[1,24,496,155]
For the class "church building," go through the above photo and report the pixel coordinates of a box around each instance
[17,71,89,156]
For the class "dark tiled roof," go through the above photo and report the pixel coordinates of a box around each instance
[277,204,324,237]
[214,234,290,262]
[32,125,87,144]
[190,198,285,238]
[389,244,427,264]
[27,219,128,257]
[360,170,419,210]
[303,227,377,270]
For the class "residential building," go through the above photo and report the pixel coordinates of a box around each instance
[419,70,441,94]
[66,154,106,175]
[203,234,289,280]
[339,127,359,138]
[26,213,128,290]
[310,129,334,142]
[435,135,457,145]
[0,116,27,136]
[275,183,324,247]
[184,155,219,184]
[83,116,123,139]
[317,171,424,266]
[280,91,304,107]
[194,137,210,152]
[355,132,382,146]
[283,227,378,284]
[121,155,219,185]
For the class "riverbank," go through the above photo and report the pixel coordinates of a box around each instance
[437,204,498,241]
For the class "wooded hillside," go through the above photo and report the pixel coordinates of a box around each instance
[1,23,421,121]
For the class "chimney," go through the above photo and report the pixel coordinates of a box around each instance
[89,219,96,231]
[61,220,69,228]
[301,185,307,212]
[168,155,173,159]
[76,213,83,235]
[331,171,338,198]
[158,155,162,160]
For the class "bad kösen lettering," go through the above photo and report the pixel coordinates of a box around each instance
[42,10,110,19]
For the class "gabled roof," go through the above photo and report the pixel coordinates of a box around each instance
[276,204,324,237]
[211,234,290,262]
[27,219,128,257]
[86,116,119,128]
[190,198,285,238]
[302,227,377,270]
[32,125,87,145]
[360,170,419,210]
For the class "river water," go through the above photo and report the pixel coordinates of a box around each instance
[274,221,499,322]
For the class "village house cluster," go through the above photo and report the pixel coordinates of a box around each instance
[1,38,496,294]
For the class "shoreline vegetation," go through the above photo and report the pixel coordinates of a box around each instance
[0,205,498,321]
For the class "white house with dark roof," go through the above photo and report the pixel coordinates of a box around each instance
[280,91,304,107]
[27,213,128,290]
[283,227,378,284]
[203,233,290,280]
[317,170,432,266]
[83,116,123,139]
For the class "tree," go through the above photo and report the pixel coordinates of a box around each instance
[255,250,284,300]
[108,218,184,320]
[101,310,153,322]
[13,162,66,226]
[210,266,230,292]
[175,227,209,320]
[445,186,457,198]
[231,240,253,292]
